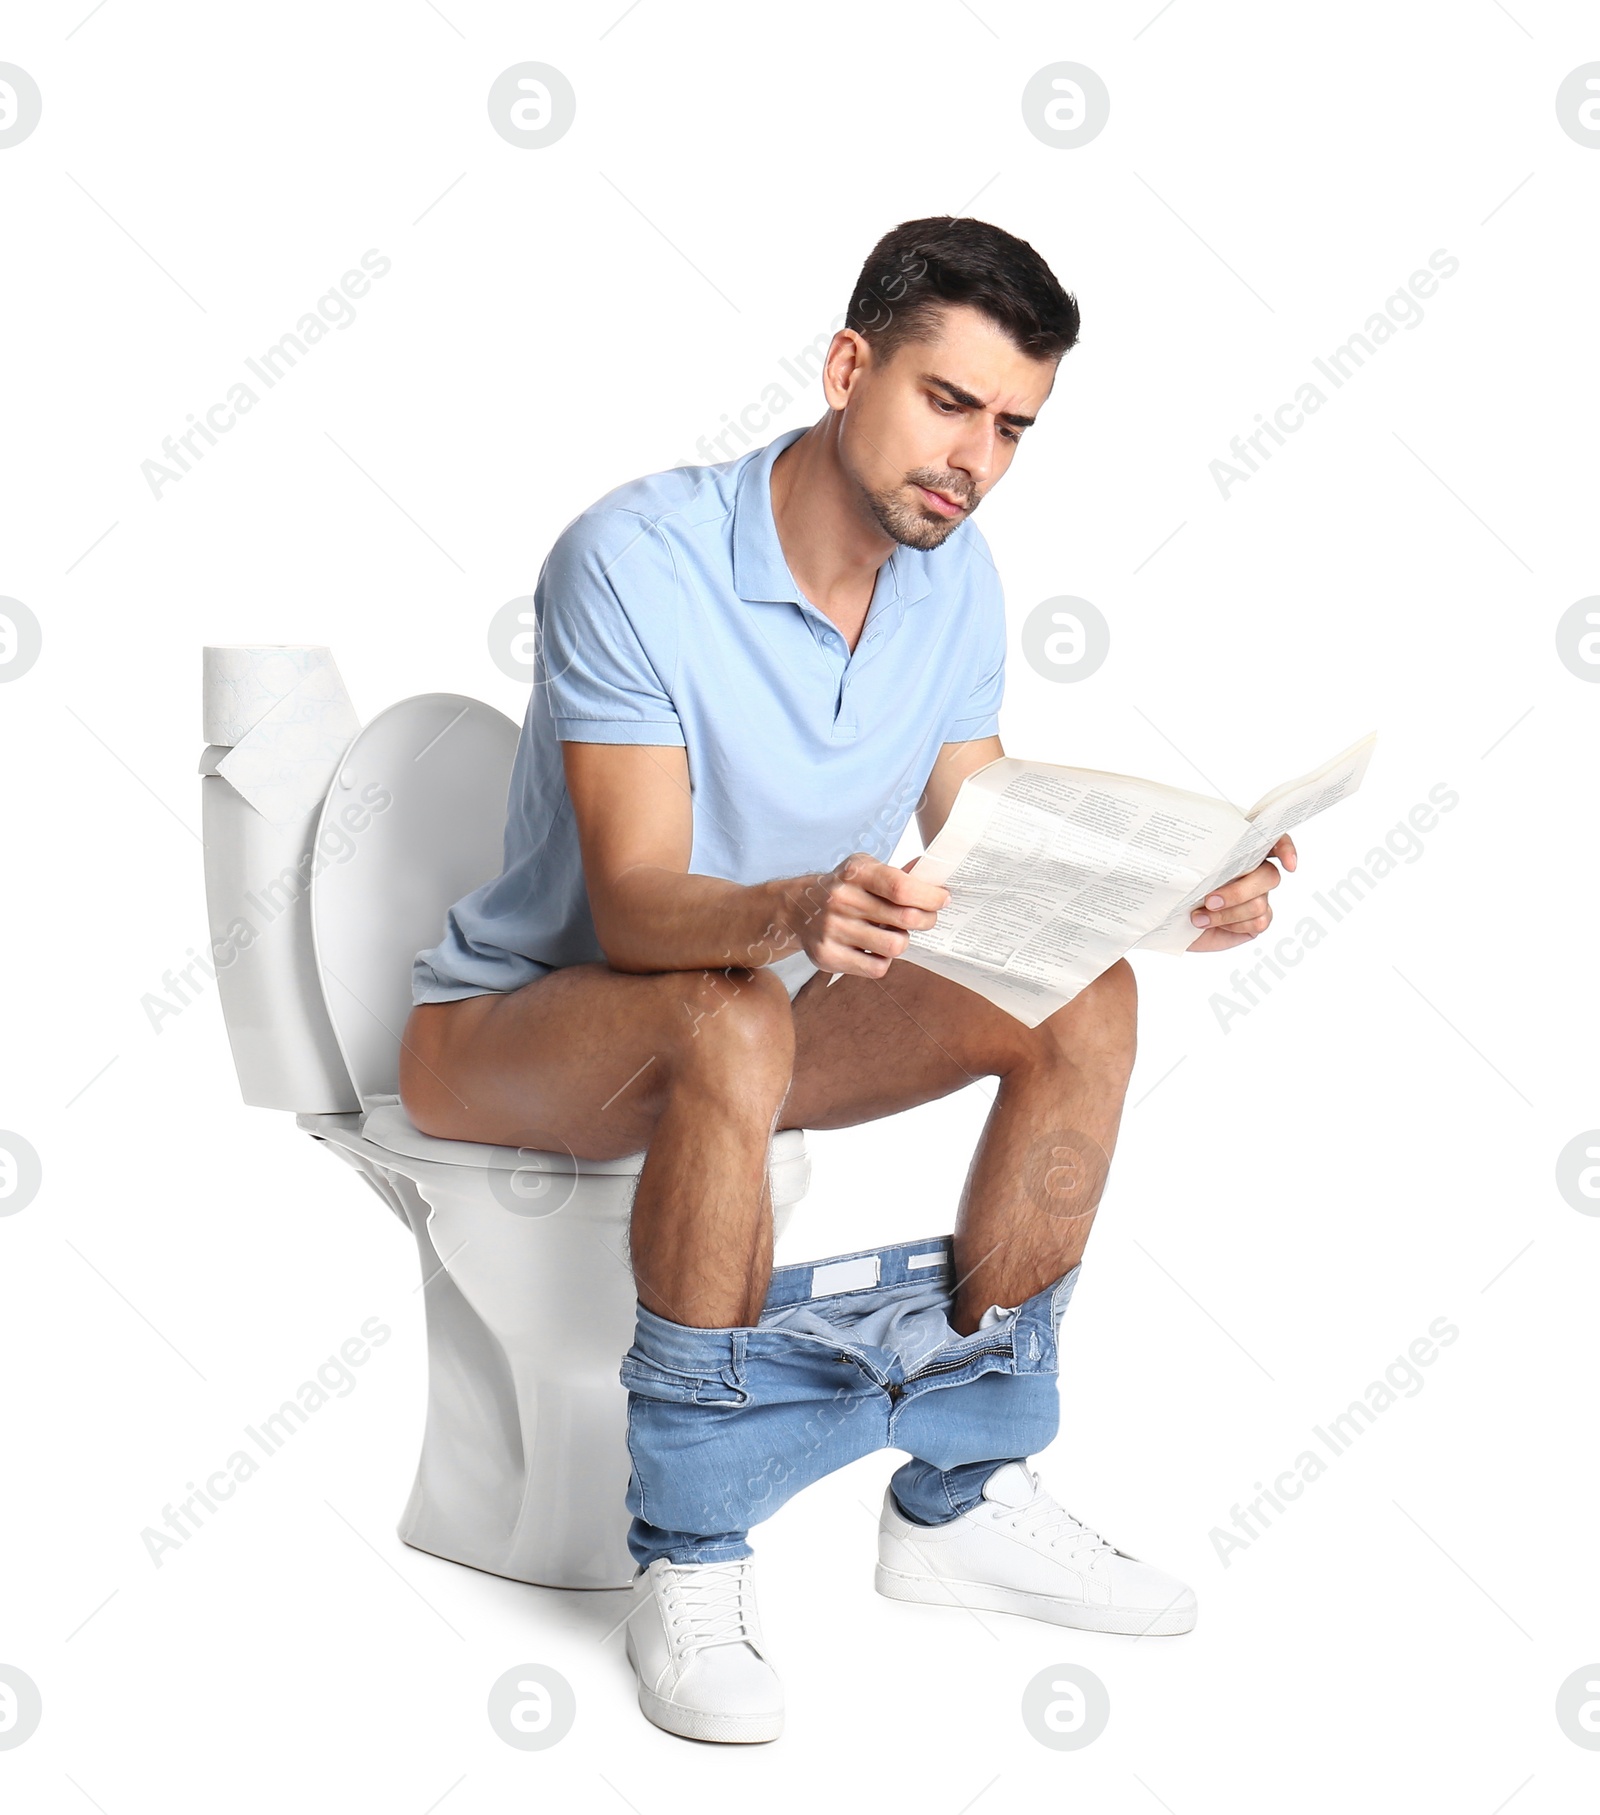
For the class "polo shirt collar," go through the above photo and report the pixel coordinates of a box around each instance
[732,425,933,613]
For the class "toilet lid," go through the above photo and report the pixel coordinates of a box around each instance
[310,693,520,1107]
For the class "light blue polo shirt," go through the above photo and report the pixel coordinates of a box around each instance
[412,423,1007,1004]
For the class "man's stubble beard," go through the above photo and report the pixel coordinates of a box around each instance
[857,471,976,552]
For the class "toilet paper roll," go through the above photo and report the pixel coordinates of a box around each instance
[203,645,361,825]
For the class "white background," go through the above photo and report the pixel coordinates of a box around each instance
[2,1,1597,1808]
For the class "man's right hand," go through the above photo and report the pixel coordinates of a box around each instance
[776,852,950,979]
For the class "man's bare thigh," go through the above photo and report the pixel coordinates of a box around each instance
[399,962,767,1158]
[399,957,1049,1157]
[778,959,1038,1132]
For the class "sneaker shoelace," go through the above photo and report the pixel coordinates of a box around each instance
[1007,1478,1117,1562]
[659,1560,760,1653]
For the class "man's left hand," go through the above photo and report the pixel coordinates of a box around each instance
[1185,834,1298,952]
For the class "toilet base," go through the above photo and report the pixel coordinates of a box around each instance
[302,1114,642,1590]
[298,1111,809,1593]
[397,1533,628,1593]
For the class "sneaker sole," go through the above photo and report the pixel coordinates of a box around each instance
[625,1628,783,1743]
[874,1561,1197,1636]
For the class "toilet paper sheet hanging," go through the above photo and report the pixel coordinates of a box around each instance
[202,645,360,825]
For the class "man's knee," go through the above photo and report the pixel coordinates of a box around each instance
[1036,958,1138,1073]
[1091,956,1138,1018]
[659,965,796,1094]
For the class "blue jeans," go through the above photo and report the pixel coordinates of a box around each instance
[619,1234,1081,1569]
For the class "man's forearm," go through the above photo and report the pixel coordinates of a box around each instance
[597,867,814,975]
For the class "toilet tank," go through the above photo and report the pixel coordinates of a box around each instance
[200,749,360,1113]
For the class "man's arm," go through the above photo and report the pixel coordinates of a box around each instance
[562,742,948,978]
[561,742,793,974]
[913,734,1003,851]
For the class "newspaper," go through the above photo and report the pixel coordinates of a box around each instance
[897,733,1377,1027]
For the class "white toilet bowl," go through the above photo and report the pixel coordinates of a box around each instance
[201,675,812,1590]
[299,1101,809,1588]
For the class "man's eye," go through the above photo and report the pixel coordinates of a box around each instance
[933,397,960,413]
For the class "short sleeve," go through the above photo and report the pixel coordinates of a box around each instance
[536,509,686,745]
[946,534,1007,742]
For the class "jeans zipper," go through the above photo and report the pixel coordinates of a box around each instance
[888,1335,1014,1399]
[810,1328,1014,1402]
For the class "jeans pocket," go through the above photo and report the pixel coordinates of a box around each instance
[619,1351,749,1407]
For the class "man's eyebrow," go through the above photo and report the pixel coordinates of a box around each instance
[921,372,1037,429]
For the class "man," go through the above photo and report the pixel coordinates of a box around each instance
[401,216,1294,1744]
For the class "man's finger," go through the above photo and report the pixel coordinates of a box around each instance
[1200,897,1273,932]
[818,927,901,972]
[1233,858,1282,897]
[845,852,949,912]
[1195,860,1280,911]
[1188,922,1267,953]
[836,885,940,933]
[1191,861,1282,927]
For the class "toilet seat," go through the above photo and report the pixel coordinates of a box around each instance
[357,1097,808,1183]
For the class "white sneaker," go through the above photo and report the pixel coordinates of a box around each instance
[876,1461,1197,1636]
[623,1557,784,1743]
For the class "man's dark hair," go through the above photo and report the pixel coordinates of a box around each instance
[845,216,1079,367]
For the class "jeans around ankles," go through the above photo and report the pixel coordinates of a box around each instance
[619,1234,1080,1569]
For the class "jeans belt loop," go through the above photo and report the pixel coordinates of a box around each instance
[727,1329,748,1387]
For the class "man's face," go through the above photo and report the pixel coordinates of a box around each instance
[835,302,1059,551]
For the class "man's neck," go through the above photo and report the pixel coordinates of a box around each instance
[768,418,895,652]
